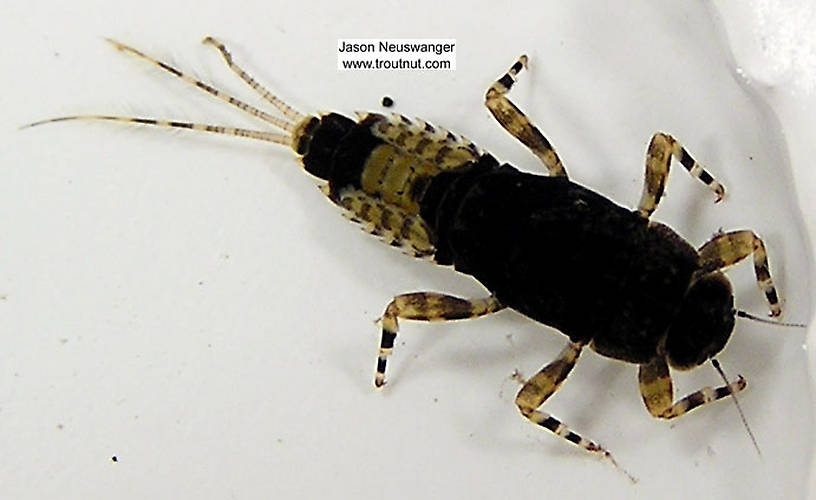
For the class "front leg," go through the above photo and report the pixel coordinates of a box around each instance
[697,230,781,317]
[638,355,746,419]
[375,293,503,387]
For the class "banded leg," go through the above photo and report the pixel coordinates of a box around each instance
[639,355,746,419]
[485,55,567,178]
[637,133,725,218]
[375,293,503,387]
[515,342,609,456]
[698,230,781,317]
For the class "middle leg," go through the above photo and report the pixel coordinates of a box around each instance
[515,341,611,456]
[637,133,725,218]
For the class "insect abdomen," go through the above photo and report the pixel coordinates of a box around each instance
[294,112,498,258]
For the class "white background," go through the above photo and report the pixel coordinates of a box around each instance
[2,1,813,499]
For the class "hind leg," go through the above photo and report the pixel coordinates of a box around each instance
[375,293,503,387]
[485,55,567,178]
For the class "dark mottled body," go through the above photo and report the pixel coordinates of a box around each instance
[297,112,707,365]
[32,41,784,461]
[433,169,701,363]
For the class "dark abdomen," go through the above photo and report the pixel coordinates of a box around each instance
[434,170,701,364]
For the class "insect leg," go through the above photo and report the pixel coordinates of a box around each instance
[375,293,503,387]
[637,133,725,218]
[639,355,746,418]
[515,342,612,455]
[485,55,567,178]
[697,230,781,317]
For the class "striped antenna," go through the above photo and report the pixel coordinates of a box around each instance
[737,310,806,328]
[711,358,761,458]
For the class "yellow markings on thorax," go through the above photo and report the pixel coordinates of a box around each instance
[357,112,482,213]
[361,144,440,212]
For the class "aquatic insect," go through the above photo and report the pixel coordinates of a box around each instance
[27,38,789,466]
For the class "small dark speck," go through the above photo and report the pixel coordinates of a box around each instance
[54,52,60,57]
[56,424,64,430]
[510,369,525,384]
[749,156,754,161]
[401,341,406,346]
[381,96,394,108]
[433,397,438,403]
[706,445,715,457]
[198,281,204,286]
[111,456,118,462]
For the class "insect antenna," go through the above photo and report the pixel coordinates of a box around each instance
[21,116,291,145]
[21,38,302,148]
[202,36,305,123]
[104,38,296,132]
[736,310,807,328]
[711,358,761,458]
